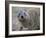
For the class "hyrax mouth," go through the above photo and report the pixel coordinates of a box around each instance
[19,18,25,22]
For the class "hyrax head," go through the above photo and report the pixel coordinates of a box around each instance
[17,9,30,22]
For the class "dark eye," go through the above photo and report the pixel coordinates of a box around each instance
[24,13,27,16]
[18,13,20,17]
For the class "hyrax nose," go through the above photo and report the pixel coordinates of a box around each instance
[21,16,23,19]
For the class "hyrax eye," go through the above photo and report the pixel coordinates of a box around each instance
[24,13,27,16]
[18,13,20,17]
